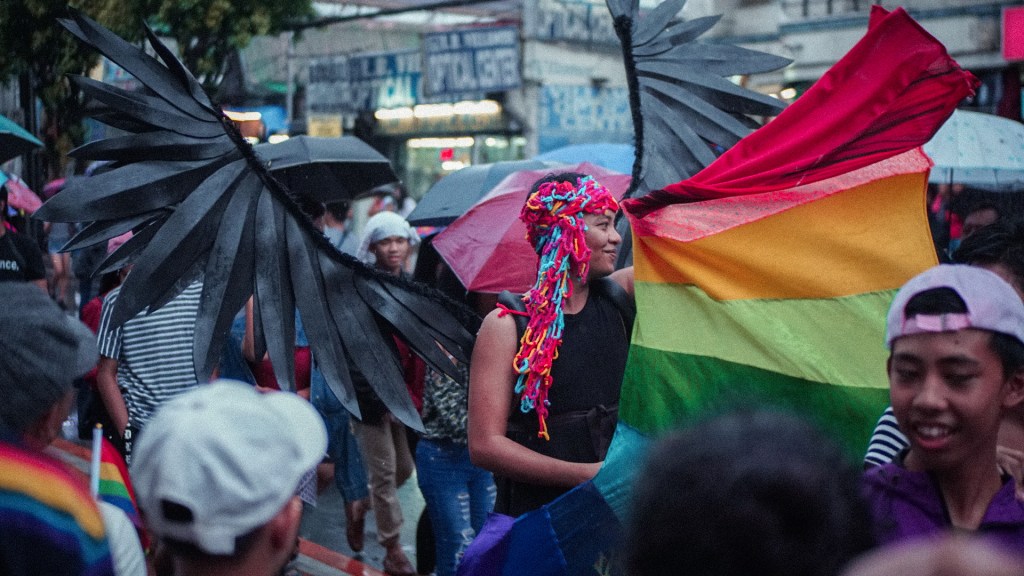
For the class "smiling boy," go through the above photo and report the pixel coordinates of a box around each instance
[864,265,1024,551]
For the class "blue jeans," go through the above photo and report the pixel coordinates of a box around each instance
[310,365,369,503]
[416,438,496,576]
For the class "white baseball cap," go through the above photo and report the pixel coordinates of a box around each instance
[130,380,327,555]
[886,264,1024,348]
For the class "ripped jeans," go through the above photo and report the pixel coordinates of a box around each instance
[416,438,496,576]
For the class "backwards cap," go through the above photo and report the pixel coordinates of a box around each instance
[886,264,1024,348]
[130,380,327,555]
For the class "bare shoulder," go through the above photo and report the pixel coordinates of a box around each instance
[476,307,520,351]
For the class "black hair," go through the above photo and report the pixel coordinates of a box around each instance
[902,287,1024,377]
[624,409,874,576]
[965,200,1001,219]
[902,286,967,317]
[162,527,261,561]
[953,218,1024,293]
[325,200,350,221]
[528,172,588,198]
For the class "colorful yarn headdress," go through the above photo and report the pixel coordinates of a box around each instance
[505,174,619,439]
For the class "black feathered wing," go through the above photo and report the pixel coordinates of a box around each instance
[36,11,478,430]
[608,0,791,198]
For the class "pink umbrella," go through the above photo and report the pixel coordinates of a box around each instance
[432,162,631,294]
[1,172,42,213]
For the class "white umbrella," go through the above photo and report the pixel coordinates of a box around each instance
[923,110,1024,191]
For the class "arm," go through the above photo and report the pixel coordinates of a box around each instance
[609,266,634,297]
[96,356,129,437]
[467,309,601,488]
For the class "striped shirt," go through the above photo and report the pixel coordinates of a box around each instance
[863,406,909,468]
[97,280,204,431]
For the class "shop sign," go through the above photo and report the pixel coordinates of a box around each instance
[523,0,620,46]
[308,51,421,114]
[537,84,632,150]
[307,114,343,137]
[422,26,521,99]
[376,110,506,136]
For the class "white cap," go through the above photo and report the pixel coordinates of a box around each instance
[886,264,1024,348]
[130,380,327,555]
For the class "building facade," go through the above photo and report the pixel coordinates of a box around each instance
[243,0,1022,199]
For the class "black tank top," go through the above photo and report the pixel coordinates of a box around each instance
[496,289,629,516]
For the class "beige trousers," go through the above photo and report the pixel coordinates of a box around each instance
[351,411,414,544]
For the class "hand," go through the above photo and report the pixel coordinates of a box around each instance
[996,445,1024,501]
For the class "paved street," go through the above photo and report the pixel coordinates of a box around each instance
[300,470,428,575]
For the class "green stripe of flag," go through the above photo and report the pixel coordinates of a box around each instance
[620,345,890,457]
[635,282,895,388]
[98,479,131,500]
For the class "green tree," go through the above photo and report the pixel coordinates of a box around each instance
[0,0,313,178]
[0,0,140,179]
[147,0,314,94]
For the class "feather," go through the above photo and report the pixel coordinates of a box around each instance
[41,11,480,429]
[70,131,236,163]
[61,212,162,253]
[607,0,792,197]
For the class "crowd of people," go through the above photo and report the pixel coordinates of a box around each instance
[4,169,1024,576]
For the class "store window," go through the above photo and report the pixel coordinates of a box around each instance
[403,135,526,198]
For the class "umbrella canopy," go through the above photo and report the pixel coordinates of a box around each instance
[406,159,561,226]
[0,114,42,164]
[923,110,1024,191]
[534,143,636,174]
[254,136,398,202]
[432,162,631,294]
[0,171,42,213]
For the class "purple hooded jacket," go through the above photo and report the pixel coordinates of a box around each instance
[863,461,1024,555]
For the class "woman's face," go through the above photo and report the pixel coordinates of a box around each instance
[583,210,621,279]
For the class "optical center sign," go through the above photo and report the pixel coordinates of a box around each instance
[422,26,521,99]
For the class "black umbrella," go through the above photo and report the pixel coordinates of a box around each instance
[0,113,43,164]
[407,159,561,226]
[255,135,398,202]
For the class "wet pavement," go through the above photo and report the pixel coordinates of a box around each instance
[300,471,428,575]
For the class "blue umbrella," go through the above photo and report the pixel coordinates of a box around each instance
[534,143,635,175]
[0,114,42,164]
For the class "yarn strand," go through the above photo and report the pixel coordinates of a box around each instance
[512,175,619,439]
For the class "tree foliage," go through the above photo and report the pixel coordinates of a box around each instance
[0,0,313,177]
[0,0,140,178]
[147,0,314,93]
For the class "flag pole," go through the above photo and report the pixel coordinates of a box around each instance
[90,423,102,498]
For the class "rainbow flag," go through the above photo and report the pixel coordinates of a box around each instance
[623,149,935,452]
[618,6,977,458]
[0,441,114,575]
[97,436,149,550]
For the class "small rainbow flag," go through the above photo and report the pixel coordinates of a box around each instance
[0,441,115,574]
[95,433,149,551]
